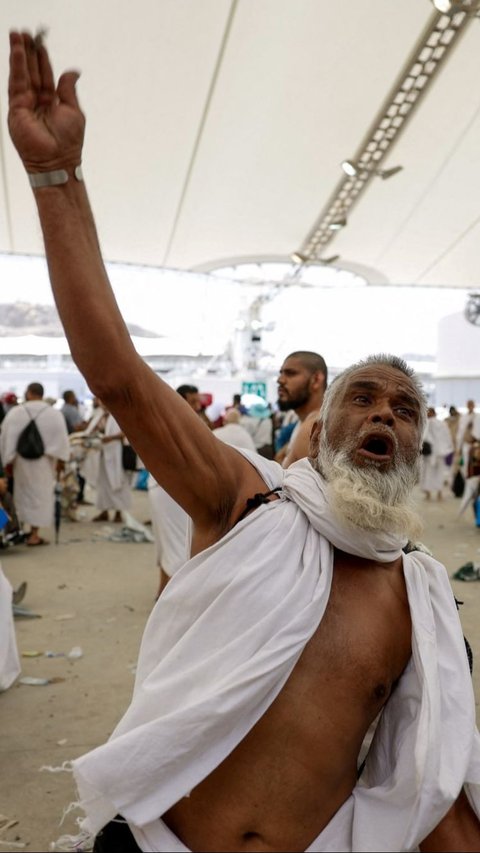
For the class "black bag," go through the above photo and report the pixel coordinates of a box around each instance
[16,415,45,460]
[122,444,137,471]
[421,440,432,456]
[452,469,465,498]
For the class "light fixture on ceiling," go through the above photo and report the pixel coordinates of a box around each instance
[432,0,480,15]
[290,251,339,266]
[341,160,403,180]
[328,216,347,231]
[300,13,475,260]
[341,160,358,177]
[290,251,308,265]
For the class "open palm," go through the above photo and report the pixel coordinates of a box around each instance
[8,32,85,172]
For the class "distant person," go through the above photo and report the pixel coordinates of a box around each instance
[1,391,18,415]
[444,405,461,449]
[61,390,89,504]
[231,393,248,416]
[148,385,208,597]
[274,410,299,455]
[0,391,18,426]
[0,465,23,546]
[456,400,480,478]
[276,351,327,467]
[213,409,256,451]
[0,382,69,546]
[61,389,88,434]
[77,398,106,499]
[241,402,274,458]
[92,406,132,524]
[0,393,19,492]
[176,385,213,429]
[420,407,454,501]
[0,566,20,691]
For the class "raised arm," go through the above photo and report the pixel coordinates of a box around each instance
[7,32,265,540]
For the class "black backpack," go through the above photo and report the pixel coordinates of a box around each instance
[16,409,46,460]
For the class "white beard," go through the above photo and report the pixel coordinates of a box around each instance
[315,431,423,540]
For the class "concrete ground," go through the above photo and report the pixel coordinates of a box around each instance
[0,485,479,852]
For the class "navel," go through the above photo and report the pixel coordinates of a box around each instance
[242,830,264,843]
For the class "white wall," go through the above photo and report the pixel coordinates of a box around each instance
[435,312,480,406]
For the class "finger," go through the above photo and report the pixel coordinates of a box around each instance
[22,31,41,93]
[37,43,56,97]
[57,71,82,109]
[8,31,30,100]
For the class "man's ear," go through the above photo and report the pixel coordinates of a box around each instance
[309,419,322,458]
[310,371,325,391]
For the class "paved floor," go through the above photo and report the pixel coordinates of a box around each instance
[0,485,479,852]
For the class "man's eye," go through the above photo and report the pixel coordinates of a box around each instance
[396,406,414,418]
[353,395,370,404]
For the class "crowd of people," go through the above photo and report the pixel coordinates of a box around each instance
[1,380,479,554]
[2,29,480,853]
[418,400,480,513]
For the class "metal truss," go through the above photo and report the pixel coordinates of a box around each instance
[296,2,480,263]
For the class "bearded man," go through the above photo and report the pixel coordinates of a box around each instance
[276,351,327,467]
[7,32,480,853]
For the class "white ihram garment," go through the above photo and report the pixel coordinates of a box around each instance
[0,401,70,527]
[147,477,189,577]
[420,418,454,493]
[95,414,132,512]
[72,452,480,852]
[456,411,480,478]
[78,407,106,487]
[0,566,20,691]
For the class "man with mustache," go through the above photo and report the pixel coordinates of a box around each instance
[276,351,327,467]
[7,32,480,853]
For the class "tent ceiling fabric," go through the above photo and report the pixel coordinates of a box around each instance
[0,0,479,288]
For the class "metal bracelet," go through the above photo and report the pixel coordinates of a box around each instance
[28,165,83,188]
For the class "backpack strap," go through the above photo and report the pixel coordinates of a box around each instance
[24,404,50,423]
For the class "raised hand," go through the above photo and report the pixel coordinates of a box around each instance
[8,31,85,174]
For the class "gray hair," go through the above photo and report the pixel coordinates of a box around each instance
[319,353,427,443]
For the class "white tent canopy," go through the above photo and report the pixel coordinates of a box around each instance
[1,0,480,289]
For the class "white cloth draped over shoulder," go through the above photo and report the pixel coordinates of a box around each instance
[95,413,132,512]
[72,451,480,852]
[0,401,70,528]
[0,566,20,691]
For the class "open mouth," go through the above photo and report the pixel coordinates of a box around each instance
[358,432,394,461]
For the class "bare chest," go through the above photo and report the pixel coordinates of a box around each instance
[163,552,413,852]
[291,550,413,714]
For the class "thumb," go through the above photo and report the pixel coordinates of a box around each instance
[57,70,82,109]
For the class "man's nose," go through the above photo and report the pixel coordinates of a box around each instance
[366,404,395,427]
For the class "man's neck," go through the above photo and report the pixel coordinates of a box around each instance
[296,395,324,422]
